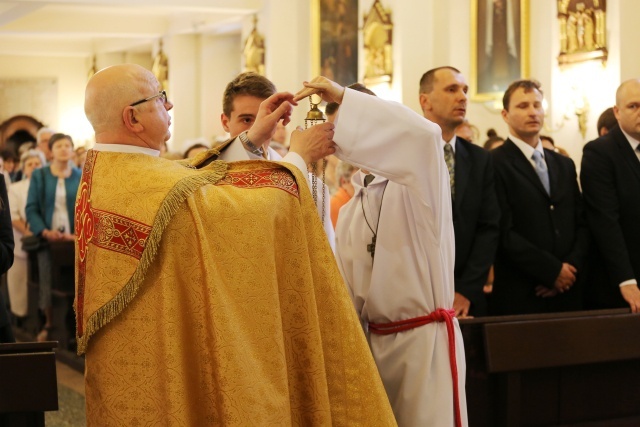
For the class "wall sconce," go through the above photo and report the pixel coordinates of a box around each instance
[573,93,589,139]
[542,86,589,138]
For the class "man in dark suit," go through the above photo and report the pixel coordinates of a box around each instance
[580,78,640,313]
[419,66,500,317]
[490,79,589,315]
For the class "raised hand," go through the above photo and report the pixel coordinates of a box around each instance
[293,76,346,104]
[247,92,297,147]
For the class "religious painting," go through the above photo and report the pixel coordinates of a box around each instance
[471,0,530,101]
[312,0,359,86]
[557,0,607,65]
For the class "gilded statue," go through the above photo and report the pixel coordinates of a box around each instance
[557,0,607,64]
[152,40,169,91]
[559,1,606,56]
[243,15,266,76]
[362,0,393,84]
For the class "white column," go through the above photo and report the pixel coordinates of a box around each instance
[200,33,242,142]
[165,34,201,152]
[618,0,640,81]
[262,0,313,130]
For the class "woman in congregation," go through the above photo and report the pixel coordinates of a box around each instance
[7,150,45,321]
[26,133,81,341]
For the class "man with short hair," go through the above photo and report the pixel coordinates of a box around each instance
[216,72,334,246]
[419,66,499,317]
[581,78,640,313]
[76,64,395,425]
[596,106,617,136]
[490,79,589,315]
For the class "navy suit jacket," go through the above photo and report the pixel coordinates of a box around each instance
[491,139,589,315]
[581,125,640,308]
[450,137,500,316]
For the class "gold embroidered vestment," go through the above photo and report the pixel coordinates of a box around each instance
[75,150,396,426]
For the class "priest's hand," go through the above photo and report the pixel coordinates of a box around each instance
[293,76,346,104]
[453,292,473,318]
[620,284,640,313]
[247,92,297,147]
[289,123,336,164]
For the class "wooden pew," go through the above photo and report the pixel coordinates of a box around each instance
[48,241,75,351]
[0,342,58,426]
[460,309,640,426]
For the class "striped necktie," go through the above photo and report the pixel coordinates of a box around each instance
[444,143,455,199]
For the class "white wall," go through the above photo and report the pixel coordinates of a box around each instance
[0,55,94,146]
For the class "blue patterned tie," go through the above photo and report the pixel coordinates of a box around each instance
[532,150,550,195]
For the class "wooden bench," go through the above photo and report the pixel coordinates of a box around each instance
[0,342,58,427]
[461,309,640,426]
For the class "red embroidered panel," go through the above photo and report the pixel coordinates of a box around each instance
[91,209,151,259]
[76,151,97,262]
[218,168,299,197]
[75,150,152,337]
[75,150,98,337]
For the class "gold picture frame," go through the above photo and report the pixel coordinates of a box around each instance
[470,0,530,102]
[557,0,607,65]
[311,0,359,85]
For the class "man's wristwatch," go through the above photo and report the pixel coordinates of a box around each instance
[238,130,264,156]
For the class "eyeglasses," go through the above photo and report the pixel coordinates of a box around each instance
[129,90,168,107]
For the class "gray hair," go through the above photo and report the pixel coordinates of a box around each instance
[335,160,356,186]
[36,127,56,142]
[20,149,46,170]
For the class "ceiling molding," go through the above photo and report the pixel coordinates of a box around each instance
[0,0,257,57]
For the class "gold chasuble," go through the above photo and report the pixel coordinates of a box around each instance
[75,149,396,426]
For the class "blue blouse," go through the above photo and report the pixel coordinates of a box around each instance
[25,166,82,236]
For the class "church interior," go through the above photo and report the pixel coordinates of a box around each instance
[1,0,639,426]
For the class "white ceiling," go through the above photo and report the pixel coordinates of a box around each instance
[0,0,262,57]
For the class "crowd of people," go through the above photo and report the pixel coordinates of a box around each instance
[0,64,638,426]
[0,128,82,343]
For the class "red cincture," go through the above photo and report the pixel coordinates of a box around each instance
[369,308,462,427]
